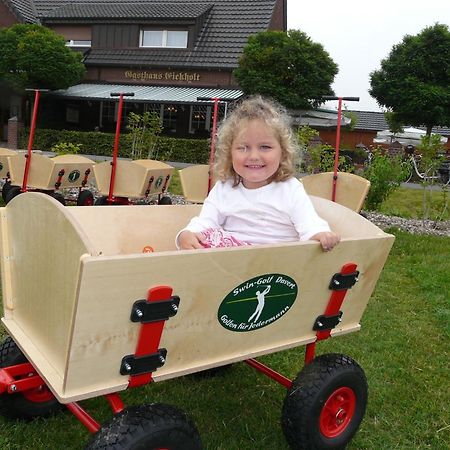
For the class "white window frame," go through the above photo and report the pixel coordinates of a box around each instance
[140,30,188,48]
[66,39,91,48]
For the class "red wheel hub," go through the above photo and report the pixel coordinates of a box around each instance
[23,383,55,403]
[319,386,356,438]
[18,369,55,403]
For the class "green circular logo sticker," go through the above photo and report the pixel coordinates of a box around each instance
[68,170,80,182]
[218,274,298,332]
[155,176,163,188]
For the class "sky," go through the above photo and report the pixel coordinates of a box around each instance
[286,0,450,112]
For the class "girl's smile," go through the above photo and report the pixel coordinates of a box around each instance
[231,119,282,189]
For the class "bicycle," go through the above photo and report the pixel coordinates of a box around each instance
[403,153,450,185]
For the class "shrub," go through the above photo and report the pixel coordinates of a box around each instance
[51,142,81,155]
[19,128,210,163]
[362,149,407,210]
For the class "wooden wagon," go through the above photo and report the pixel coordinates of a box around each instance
[4,153,96,205]
[0,147,18,180]
[0,192,394,449]
[93,159,174,205]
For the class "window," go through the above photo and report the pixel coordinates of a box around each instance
[66,40,91,47]
[189,104,227,135]
[140,30,188,48]
[103,101,136,124]
[189,105,209,133]
[163,105,178,133]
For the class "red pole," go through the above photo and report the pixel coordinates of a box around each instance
[197,96,239,193]
[331,97,343,202]
[321,95,359,202]
[22,89,41,192]
[107,92,134,203]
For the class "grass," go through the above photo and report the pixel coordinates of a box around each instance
[0,177,448,449]
[0,230,448,449]
[376,186,449,221]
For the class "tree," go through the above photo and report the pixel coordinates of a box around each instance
[233,30,338,109]
[0,24,85,91]
[370,23,450,135]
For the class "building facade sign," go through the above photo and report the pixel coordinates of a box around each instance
[125,70,201,83]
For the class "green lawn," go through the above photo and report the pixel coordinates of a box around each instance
[0,229,448,449]
[376,186,449,221]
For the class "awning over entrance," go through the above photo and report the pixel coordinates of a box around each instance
[50,83,243,104]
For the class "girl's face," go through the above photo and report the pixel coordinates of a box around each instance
[231,119,282,189]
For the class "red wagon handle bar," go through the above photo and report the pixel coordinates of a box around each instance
[22,89,49,191]
[197,96,240,192]
[321,96,360,202]
[107,92,135,202]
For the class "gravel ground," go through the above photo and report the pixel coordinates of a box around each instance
[362,211,450,237]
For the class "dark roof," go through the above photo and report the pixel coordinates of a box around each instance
[351,111,388,131]
[5,0,278,70]
[44,2,214,20]
[349,110,450,136]
[5,0,37,22]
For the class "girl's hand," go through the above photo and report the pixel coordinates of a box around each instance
[178,230,207,250]
[311,231,341,252]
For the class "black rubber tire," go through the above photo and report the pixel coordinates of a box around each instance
[50,191,66,206]
[85,403,202,450]
[77,190,94,206]
[2,180,12,201]
[94,195,109,206]
[281,353,368,450]
[0,337,62,420]
[4,185,21,204]
[158,195,172,205]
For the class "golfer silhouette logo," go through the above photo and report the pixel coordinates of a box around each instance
[248,285,271,323]
[218,273,298,332]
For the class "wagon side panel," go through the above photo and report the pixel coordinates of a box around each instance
[7,154,26,186]
[93,160,146,197]
[0,193,95,392]
[49,155,95,189]
[0,148,18,179]
[61,236,393,402]
[23,153,54,189]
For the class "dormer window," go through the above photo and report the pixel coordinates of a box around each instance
[140,30,188,48]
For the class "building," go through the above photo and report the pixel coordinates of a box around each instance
[317,110,450,152]
[0,0,287,140]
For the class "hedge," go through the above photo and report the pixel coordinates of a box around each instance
[18,128,211,164]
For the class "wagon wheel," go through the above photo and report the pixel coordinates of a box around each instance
[94,196,109,206]
[49,192,66,206]
[158,195,172,205]
[85,403,202,450]
[77,190,94,206]
[0,337,62,420]
[2,180,12,202]
[4,185,22,204]
[281,353,368,450]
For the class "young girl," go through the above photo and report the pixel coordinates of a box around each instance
[177,96,340,251]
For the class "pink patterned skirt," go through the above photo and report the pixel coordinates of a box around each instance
[200,228,251,248]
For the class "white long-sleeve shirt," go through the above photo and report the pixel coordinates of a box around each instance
[178,178,331,245]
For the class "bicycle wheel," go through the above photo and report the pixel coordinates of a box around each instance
[402,160,413,183]
[424,167,441,185]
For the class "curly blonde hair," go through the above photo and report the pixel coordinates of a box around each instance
[214,95,298,185]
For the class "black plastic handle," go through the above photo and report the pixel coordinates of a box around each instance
[322,96,360,101]
[110,92,135,97]
[196,96,238,102]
